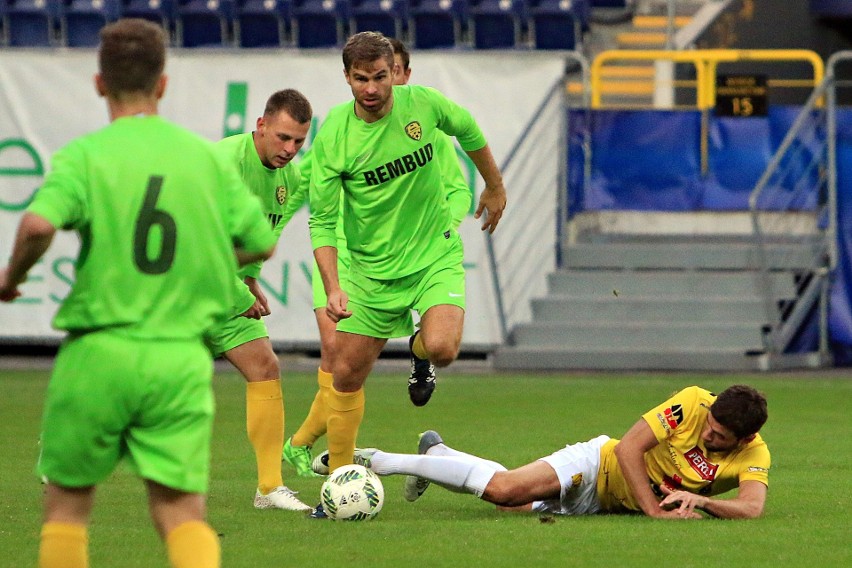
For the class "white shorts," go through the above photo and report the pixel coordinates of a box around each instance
[531,435,611,516]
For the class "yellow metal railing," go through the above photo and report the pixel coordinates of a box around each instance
[590,49,824,109]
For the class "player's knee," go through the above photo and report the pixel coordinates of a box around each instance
[482,473,523,507]
[421,336,459,368]
[331,361,366,391]
[255,352,280,382]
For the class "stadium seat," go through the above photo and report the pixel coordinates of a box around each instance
[3,0,62,46]
[176,0,234,47]
[291,0,349,48]
[235,0,290,47]
[408,0,466,49]
[528,0,579,50]
[61,0,122,47]
[468,0,526,49]
[122,0,177,40]
[350,0,406,39]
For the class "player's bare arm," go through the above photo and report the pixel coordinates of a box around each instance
[245,276,271,316]
[660,480,766,519]
[466,145,507,233]
[314,245,351,322]
[235,246,275,267]
[614,419,701,520]
[0,213,56,302]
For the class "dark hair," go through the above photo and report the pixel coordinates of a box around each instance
[263,89,313,124]
[710,385,768,439]
[389,37,410,70]
[99,18,166,96]
[342,31,394,73]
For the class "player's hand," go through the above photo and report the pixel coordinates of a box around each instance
[325,289,352,323]
[245,277,271,316]
[475,185,507,234]
[658,487,706,519]
[0,268,22,303]
[241,300,264,320]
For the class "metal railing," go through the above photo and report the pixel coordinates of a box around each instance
[486,52,589,342]
[747,51,852,357]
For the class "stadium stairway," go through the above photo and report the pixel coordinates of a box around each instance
[492,222,823,371]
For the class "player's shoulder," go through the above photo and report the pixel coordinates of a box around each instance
[216,132,250,149]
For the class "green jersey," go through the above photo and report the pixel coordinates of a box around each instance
[215,132,305,316]
[216,132,305,279]
[27,115,275,339]
[434,132,472,229]
[309,84,486,279]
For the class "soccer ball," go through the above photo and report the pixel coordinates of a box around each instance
[320,464,385,521]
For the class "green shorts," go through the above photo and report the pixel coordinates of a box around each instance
[338,239,465,339]
[205,314,269,357]
[312,246,352,310]
[38,330,215,493]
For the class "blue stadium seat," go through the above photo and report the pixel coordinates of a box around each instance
[122,0,177,39]
[468,0,526,49]
[235,0,290,47]
[3,0,62,46]
[528,0,578,50]
[291,0,349,48]
[350,0,406,39]
[408,0,466,49]
[176,0,234,47]
[61,0,122,47]
[810,0,852,17]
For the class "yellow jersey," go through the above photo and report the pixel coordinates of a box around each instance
[596,386,770,513]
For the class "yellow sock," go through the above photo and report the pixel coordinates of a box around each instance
[166,521,220,568]
[326,386,365,472]
[246,379,285,494]
[39,522,88,568]
[291,368,332,448]
[412,332,428,360]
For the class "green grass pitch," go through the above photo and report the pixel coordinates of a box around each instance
[1,366,850,567]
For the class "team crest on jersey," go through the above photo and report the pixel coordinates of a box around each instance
[663,404,684,429]
[276,185,287,205]
[405,121,422,141]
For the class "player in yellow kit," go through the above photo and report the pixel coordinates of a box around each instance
[361,385,770,519]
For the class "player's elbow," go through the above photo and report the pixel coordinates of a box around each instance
[742,501,765,519]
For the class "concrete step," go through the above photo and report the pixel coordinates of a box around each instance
[491,346,763,371]
[547,269,798,298]
[531,295,766,323]
[510,321,764,350]
[563,242,820,270]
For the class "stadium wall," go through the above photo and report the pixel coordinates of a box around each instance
[0,50,566,351]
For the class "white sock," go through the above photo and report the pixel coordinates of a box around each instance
[425,442,506,472]
[371,451,506,497]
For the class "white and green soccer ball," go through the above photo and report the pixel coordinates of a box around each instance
[320,464,385,521]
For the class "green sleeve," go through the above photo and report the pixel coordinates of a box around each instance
[281,159,309,226]
[26,142,88,231]
[223,162,277,255]
[425,86,488,152]
[308,133,342,251]
[435,134,471,229]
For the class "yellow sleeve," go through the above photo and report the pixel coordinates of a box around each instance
[642,386,706,442]
[737,437,771,486]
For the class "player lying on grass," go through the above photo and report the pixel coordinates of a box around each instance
[356,385,770,519]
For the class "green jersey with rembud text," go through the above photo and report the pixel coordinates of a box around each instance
[309,84,486,279]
